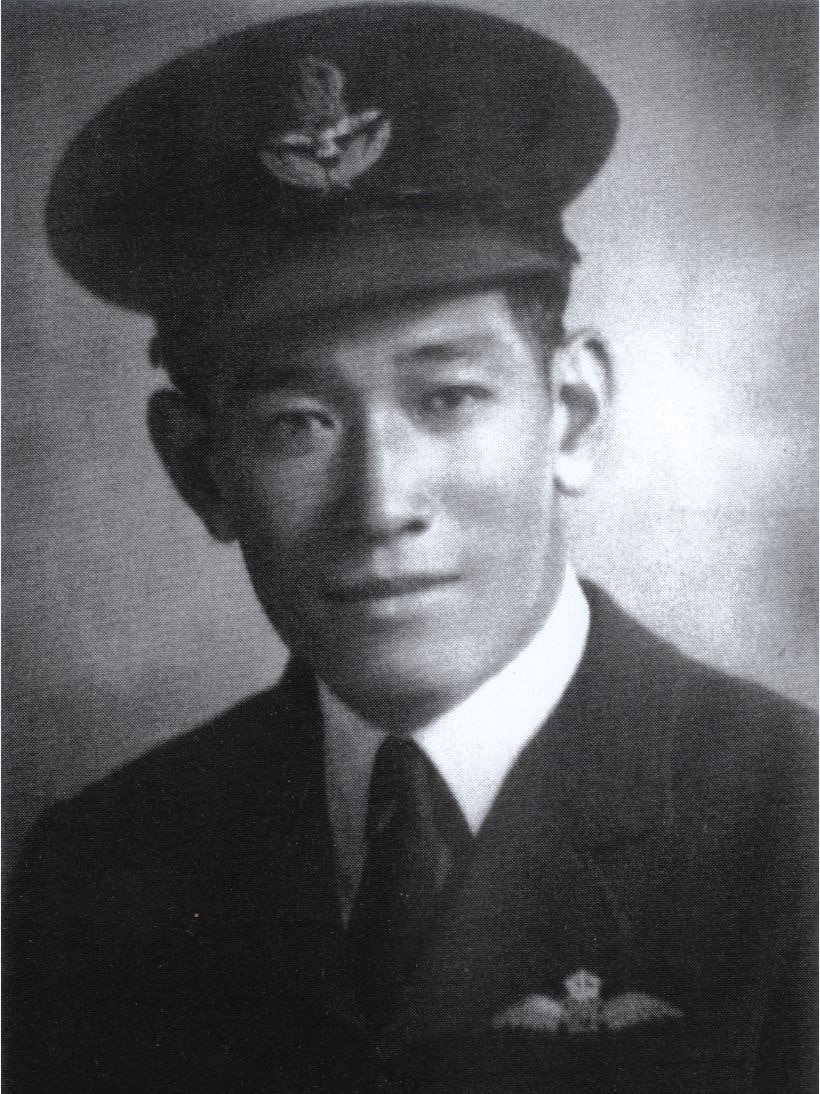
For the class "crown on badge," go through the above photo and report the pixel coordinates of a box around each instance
[260,56,392,193]
[565,969,602,1005]
[491,969,683,1037]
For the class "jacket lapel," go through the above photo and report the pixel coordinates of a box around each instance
[389,584,681,1042]
[225,662,359,1024]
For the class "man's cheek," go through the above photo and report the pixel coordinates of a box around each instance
[467,416,553,486]
[228,465,319,536]
[455,457,553,531]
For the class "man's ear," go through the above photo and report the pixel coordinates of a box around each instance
[147,389,236,543]
[549,330,612,496]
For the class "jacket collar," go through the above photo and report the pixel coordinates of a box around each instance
[224,662,359,1022]
[547,580,680,849]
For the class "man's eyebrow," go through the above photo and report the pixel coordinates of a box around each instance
[227,347,330,389]
[234,363,310,386]
[396,333,500,366]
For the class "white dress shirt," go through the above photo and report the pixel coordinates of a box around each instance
[319,564,590,922]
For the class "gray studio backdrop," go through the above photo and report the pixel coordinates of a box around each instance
[4,0,817,863]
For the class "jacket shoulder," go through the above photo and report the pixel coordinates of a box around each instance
[65,686,283,806]
[583,580,816,796]
[14,671,318,876]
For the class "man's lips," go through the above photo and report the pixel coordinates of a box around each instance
[323,573,460,603]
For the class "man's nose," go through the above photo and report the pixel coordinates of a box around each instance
[339,410,434,540]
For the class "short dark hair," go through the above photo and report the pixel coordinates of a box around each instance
[503,273,570,374]
[152,272,571,402]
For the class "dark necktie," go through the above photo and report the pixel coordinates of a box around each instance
[346,736,473,1024]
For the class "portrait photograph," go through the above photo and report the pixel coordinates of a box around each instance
[3,1,817,1092]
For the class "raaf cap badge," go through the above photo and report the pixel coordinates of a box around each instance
[260,56,392,193]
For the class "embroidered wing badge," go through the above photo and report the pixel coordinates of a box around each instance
[491,969,683,1036]
[260,56,392,193]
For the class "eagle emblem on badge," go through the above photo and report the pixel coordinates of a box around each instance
[260,56,392,193]
[491,969,683,1036]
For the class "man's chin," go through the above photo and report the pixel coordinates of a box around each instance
[312,651,472,731]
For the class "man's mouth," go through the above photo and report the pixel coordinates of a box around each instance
[323,573,460,603]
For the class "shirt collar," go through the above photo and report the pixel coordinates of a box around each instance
[319,565,589,914]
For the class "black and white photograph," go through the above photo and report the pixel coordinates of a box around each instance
[3,1,817,1091]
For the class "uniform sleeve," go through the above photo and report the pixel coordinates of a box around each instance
[4,802,115,1094]
[755,921,817,1094]
[754,703,818,1094]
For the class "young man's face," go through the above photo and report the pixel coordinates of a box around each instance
[186,288,575,726]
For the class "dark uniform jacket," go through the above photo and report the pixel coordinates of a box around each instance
[7,584,816,1093]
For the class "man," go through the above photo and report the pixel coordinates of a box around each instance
[7,4,815,1093]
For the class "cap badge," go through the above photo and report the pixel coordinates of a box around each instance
[261,56,392,193]
[491,969,683,1036]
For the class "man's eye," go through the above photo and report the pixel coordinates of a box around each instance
[423,385,491,416]
[255,408,336,452]
[274,410,328,434]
